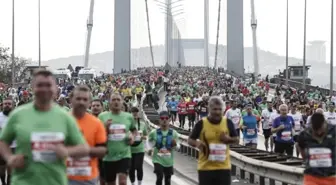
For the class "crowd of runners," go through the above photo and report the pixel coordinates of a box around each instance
[0,66,334,185]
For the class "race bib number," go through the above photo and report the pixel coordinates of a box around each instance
[294,122,301,131]
[281,131,291,141]
[247,129,255,135]
[67,157,91,176]
[158,148,171,158]
[309,148,332,168]
[31,132,65,162]
[208,144,226,162]
[188,105,194,110]
[135,131,143,142]
[181,108,186,112]
[201,107,207,112]
[108,124,126,141]
[232,117,240,124]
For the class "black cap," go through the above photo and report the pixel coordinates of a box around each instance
[159,111,169,117]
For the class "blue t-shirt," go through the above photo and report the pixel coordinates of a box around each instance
[272,116,295,144]
[167,101,178,111]
[242,115,258,139]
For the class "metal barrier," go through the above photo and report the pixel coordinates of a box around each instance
[140,88,305,185]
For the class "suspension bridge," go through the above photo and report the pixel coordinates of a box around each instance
[79,0,335,185]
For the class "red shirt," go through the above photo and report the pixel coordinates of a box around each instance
[178,102,188,114]
[186,101,197,114]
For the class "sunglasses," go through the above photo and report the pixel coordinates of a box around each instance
[160,116,169,120]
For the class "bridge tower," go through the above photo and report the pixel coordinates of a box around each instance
[227,0,244,76]
[114,0,131,73]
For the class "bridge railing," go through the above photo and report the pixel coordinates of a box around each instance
[224,69,335,95]
[140,87,304,185]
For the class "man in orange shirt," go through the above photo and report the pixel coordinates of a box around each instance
[68,85,107,185]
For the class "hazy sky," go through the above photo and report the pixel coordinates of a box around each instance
[0,0,334,62]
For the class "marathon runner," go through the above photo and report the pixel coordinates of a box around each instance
[0,97,15,185]
[0,69,89,185]
[147,111,179,185]
[67,85,107,185]
[298,113,336,185]
[129,107,147,185]
[188,96,239,185]
[98,93,137,185]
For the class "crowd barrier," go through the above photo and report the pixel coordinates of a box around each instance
[139,87,305,185]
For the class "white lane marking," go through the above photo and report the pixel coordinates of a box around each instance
[144,156,193,185]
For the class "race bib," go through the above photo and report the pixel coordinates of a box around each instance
[31,132,65,162]
[188,105,194,110]
[158,147,171,158]
[201,107,207,112]
[232,117,240,124]
[108,124,126,141]
[208,144,226,162]
[67,157,91,176]
[281,131,291,141]
[247,129,255,135]
[135,131,143,142]
[309,148,332,168]
[181,108,186,112]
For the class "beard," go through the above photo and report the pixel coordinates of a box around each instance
[3,109,12,116]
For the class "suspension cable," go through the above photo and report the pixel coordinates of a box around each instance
[214,0,221,69]
[145,0,155,67]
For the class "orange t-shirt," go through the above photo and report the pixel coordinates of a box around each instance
[67,113,107,181]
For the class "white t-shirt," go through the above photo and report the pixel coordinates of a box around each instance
[0,112,16,148]
[261,109,273,130]
[288,112,303,133]
[225,108,241,129]
[324,112,336,125]
[270,112,280,136]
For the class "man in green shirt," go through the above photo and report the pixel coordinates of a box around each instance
[148,111,179,185]
[98,93,137,185]
[0,69,89,185]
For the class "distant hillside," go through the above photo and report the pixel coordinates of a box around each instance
[42,44,335,86]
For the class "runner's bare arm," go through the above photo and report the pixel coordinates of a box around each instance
[66,144,90,158]
[0,141,12,161]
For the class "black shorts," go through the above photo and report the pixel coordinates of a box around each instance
[102,158,131,183]
[153,163,174,176]
[293,135,299,142]
[131,152,144,170]
[98,159,104,178]
[263,129,272,139]
[235,129,240,137]
[274,142,294,156]
[198,169,231,185]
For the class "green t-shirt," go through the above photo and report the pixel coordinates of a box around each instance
[61,106,70,112]
[98,111,136,161]
[131,120,148,154]
[148,129,179,167]
[0,103,85,185]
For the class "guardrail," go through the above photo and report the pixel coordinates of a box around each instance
[140,88,305,185]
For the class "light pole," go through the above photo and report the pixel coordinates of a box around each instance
[302,0,307,88]
[11,0,15,85]
[250,0,259,78]
[38,0,41,67]
[285,0,289,85]
[84,0,95,68]
[204,0,209,67]
[330,0,334,94]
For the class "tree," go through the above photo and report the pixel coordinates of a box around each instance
[0,45,28,84]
